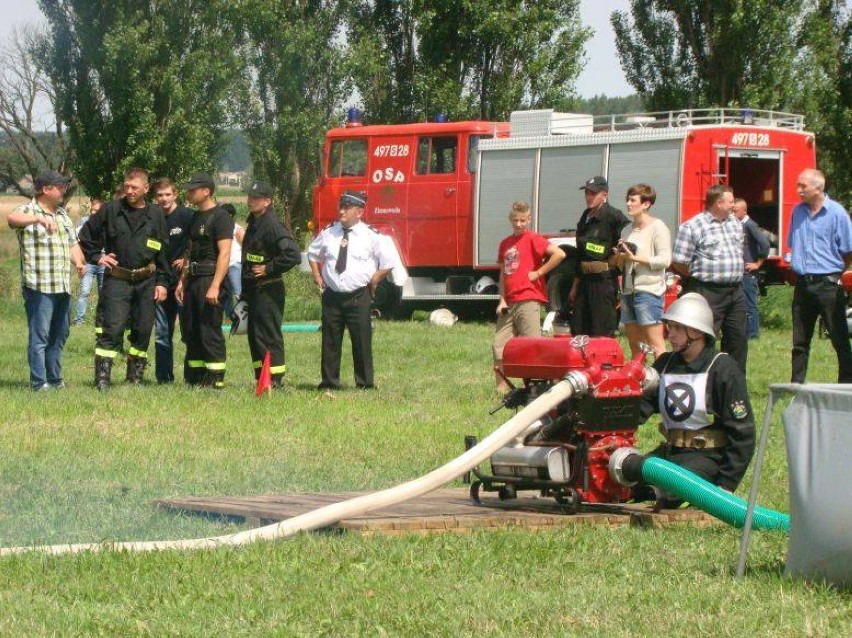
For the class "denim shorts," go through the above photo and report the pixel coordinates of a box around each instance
[620,291,664,326]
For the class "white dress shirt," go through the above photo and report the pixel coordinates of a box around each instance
[307,221,396,292]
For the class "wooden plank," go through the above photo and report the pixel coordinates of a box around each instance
[154,487,719,536]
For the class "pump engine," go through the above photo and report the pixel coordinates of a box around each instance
[466,335,660,511]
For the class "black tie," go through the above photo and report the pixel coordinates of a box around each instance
[335,228,351,274]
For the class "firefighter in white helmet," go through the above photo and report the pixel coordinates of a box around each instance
[635,293,755,507]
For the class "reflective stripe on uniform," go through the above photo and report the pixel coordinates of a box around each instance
[206,362,226,371]
[128,347,148,358]
[95,327,103,334]
[95,348,119,358]
[187,360,206,368]
[270,364,286,374]
[253,360,263,369]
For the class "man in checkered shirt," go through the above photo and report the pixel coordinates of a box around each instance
[671,184,748,372]
[8,171,85,390]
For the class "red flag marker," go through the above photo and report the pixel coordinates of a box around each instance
[255,351,272,397]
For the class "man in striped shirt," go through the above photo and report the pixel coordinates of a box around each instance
[671,184,748,372]
[8,171,86,390]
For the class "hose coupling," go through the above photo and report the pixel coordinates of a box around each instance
[642,365,660,393]
[608,446,642,486]
[563,370,590,396]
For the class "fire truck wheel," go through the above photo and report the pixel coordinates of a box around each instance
[371,280,409,319]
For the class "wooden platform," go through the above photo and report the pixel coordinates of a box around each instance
[154,488,719,536]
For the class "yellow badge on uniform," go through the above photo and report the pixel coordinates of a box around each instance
[246,253,264,263]
[730,400,748,420]
[146,238,162,251]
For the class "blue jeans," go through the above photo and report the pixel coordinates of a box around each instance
[154,287,181,383]
[73,263,104,323]
[620,291,664,326]
[223,263,242,318]
[23,287,71,389]
[741,273,760,339]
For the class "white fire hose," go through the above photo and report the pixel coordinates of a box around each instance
[0,376,586,556]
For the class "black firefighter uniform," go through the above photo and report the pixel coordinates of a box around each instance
[240,205,302,384]
[181,205,234,387]
[78,198,169,387]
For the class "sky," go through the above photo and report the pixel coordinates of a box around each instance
[0,0,634,99]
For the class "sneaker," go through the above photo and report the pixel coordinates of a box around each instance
[32,383,51,392]
[49,381,66,389]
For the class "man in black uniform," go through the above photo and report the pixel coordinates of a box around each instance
[152,177,194,383]
[79,167,169,390]
[636,292,755,507]
[175,172,234,388]
[569,176,628,337]
[241,180,302,386]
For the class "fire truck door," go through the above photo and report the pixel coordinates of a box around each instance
[407,135,460,267]
[718,148,782,252]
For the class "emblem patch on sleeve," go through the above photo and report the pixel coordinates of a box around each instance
[730,400,748,420]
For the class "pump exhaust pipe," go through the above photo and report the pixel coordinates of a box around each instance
[0,373,590,556]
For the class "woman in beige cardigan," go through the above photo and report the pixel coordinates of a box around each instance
[613,184,672,358]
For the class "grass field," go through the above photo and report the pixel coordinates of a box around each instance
[0,218,849,635]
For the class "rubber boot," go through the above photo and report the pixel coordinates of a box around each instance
[126,355,147,385]
[95,355,113,392]
[204,370,225,390]
[184,360,205,386]
[271,373,284,389]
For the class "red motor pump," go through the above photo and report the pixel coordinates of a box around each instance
[467,335,657,510]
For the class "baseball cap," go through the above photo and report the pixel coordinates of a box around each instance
[246,180,273,198]
[184,172,215,190]
[339,190,367,209]
[580,176,609,193]
[34,170,71,192]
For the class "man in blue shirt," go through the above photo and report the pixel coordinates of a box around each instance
[786,169,852,383]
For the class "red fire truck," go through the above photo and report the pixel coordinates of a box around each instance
[311,108,816,317]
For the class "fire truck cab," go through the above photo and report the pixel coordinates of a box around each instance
[312,108,816,317]
[312,113,511,316]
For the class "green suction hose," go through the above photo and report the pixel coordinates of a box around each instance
[611,450,789,532]
[641,457,789,532]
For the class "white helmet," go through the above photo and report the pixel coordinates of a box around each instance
[229,299,249,336]
[429,308,458,327]
[662,293,715,338]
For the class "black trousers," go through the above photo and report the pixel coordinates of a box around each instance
[570,271,618,337]
[321,286,373,388]
[245,280,285,380]
[180,274,226,383]
[686,280,748,373]
[95,275,156,359]
[791,277,852,383]
[644,444,725,508]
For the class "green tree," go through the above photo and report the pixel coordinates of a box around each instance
[611,0,801,110]
[347,0,419,125]
[236,0,350,231]
[790,1,852,203]
[36,0,240,199]
[348,0,591,123]
[420,0,590,120]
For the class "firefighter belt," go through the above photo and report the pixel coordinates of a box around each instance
[107,263,155,282]
[580,261,610,275]
[664,428,727,449]
[187,261,217,277]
